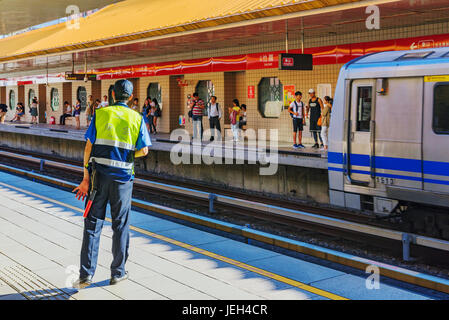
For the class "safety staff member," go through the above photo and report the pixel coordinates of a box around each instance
[73,79,151,288]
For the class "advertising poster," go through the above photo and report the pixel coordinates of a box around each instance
[283,85,296,108]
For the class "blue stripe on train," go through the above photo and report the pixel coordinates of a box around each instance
[328,166,449,185]
[328,152,449,177]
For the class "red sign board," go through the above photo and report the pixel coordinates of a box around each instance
[248,86,255,99]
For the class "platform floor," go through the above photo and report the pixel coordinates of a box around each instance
[0,171,441,300]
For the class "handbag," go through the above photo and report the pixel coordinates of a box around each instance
[317,116,322,127]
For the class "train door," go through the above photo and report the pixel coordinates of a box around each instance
[422,80,449,198]
[345,79,376,187]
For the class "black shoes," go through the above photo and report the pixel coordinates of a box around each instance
[73,275,93,289]
[110,271,129,285]
[210,137,214,141]
[312,143,319,148]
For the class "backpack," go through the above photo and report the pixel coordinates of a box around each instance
[290,101,304,118]
[155,106,161,117]
[230,109,237,125]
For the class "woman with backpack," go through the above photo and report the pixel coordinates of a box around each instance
[229,99,241,142]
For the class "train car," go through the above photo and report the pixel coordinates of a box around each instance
[328,47,449,239]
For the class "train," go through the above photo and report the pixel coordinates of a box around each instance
[328,47,449,239]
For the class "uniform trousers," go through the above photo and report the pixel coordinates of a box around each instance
[80,172,133,278]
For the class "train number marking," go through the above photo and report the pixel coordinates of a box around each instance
[376,177,394,185]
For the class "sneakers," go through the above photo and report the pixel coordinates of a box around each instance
[293,144,299,149]
[72,275,93,289]
[110,271,129,285]
[298,144,306,149]
[312,143,319,149]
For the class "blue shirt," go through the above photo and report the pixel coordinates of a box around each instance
[84,102,152,181]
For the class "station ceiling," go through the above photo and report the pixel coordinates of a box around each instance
[0,0,122,35]
[1,0,449,76]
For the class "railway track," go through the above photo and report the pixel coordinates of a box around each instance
[1,147,449,269]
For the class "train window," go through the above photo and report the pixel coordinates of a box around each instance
[433,84,449,134]
[77,87,87,111]
[356,86,372,132]
[396,51,434,60]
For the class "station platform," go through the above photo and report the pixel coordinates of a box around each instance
[0,170,444,300]
[0,122,327,169]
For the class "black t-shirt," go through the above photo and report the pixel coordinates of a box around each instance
[0,104,7,113]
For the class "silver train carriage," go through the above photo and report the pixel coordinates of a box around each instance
[328,47,449,238]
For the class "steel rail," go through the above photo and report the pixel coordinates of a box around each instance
[1,150,449,258]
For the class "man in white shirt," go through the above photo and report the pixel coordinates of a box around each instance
[100,95,109,108]
[288,91,306,149]
[207,95,222,141]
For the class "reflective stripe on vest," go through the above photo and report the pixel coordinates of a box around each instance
[89,157,134,170]
[90,104,142,173]
[95,138,135,151]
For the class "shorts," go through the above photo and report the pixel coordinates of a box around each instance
[74,113,80,117]
[292,118,303,132]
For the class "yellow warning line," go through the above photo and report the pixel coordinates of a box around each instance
[0,181,348,300]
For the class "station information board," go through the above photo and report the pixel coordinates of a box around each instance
[64,73,97,81]
[278,53,313,70]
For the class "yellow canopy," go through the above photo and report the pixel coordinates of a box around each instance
[0,0,362,62]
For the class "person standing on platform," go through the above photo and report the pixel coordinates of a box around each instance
[30,97,38,124]
[0,103,7,123]
[148,100,156,134]
[86,95,94,126]
[142,97,151,133]
[320,96,332,151]
[74,99,82,130]
[100,95,109,108]
[288,91,306,149]
[131,98,139,112]
[191,93,204,141]
[306,89,324,149]
[152,98,161,134]
[72,79,151,288]
[207,95,221,141]
[239,104,247,131]
[229,99,241,142]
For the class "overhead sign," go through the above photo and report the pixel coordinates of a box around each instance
[278,53,313,70]
[65,73,97,81]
